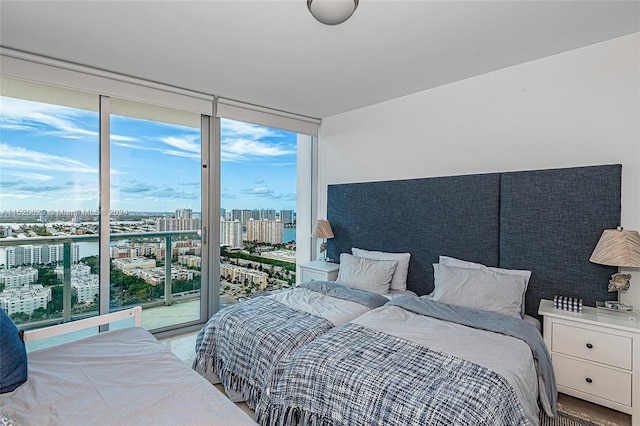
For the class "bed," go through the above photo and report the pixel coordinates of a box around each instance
[254,164,622,425]
[192,279,391,409]
[256,281,554,425]
[0,307,257,426]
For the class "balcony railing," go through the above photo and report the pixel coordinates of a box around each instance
[0,230,200,329]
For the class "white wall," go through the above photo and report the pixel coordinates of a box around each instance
[318,33,640,307]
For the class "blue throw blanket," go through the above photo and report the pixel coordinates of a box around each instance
[193,283,387,410]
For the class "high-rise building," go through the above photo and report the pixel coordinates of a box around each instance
[231,209,243,223]
[155,208,200,231]
[175,208,193,219]
[156,216,201,231]
[4,247,15,268]
[3,244,78,267]
[220,219,243,249]
[280,209,294,225]
[260,209,276,221]
[230,209,257,228]
[246,219,283,244]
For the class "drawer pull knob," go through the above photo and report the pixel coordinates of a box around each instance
[586,343,593,349]
[585,378,593,384]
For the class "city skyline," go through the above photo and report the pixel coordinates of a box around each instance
[0,95,298,214]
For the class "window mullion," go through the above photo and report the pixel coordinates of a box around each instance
[98,95,111,321]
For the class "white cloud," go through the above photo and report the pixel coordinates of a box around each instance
[222,138,295,162]
[0,96,98,141]
[3,171,53,181]
[111,134,138,142]
[113,135,200,160]
[222,119,279,140]
[159,149,200,159]
[0,143,97,173]
[160,136,200,153]
[243,186,274,196]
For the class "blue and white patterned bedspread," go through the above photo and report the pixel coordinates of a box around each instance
[193,297,334,409]
[256,322,531,426]
[192,283,388,410]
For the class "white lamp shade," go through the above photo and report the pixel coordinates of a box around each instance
[307,0,359,25]
[311,219,334,239]
[589,228,640,267]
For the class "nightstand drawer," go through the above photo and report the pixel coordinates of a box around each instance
[299,261,340,283]
[301,269,332,282]
[553,354,632,407]
[552,323,632,369]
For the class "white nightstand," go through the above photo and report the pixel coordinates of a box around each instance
[298,261,340,283]
[538,299,640,425]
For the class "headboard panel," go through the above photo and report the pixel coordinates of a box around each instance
[499,165,621,318]
[326,164,621,319]
[327,173,501,296]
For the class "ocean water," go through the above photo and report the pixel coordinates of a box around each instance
[5,227,298,261]
[283,227,296,244]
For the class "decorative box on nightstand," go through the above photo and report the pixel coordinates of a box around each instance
[538,299,640,425]
[299,261,340,283]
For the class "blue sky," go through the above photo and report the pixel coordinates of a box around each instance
[0,96,297,214]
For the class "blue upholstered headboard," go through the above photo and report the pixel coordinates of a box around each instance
[326,164,621,319]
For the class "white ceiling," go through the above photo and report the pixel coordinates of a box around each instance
[1,1,639,119]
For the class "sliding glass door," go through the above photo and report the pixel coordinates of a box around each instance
[109,99,203,329]
[1,63,318,334]
[0,77,101,328]
[0,77,208,332]
[218,118,298,308]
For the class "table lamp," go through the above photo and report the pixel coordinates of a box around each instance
[311,219,334,261]
[589,226,640,310]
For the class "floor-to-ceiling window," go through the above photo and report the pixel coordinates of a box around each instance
[0,75,210,334]
[1,54,319,335]
[218,118,298,308]
[0,77,101,329]
[109,98,203,330]
[214,99,319,311]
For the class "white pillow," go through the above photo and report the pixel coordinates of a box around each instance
[352,248,411,291]
[431,263,528,319]
[439,256,531,318]
[336,253,398,295]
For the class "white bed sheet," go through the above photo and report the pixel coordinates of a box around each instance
[351,305,540,425]
[268,287,371,326]
[0,327,256,425]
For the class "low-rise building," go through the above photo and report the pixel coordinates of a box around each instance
[220,264,268,289]
[0,284,52,315]
[0,267,38,289]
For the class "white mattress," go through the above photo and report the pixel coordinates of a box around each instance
[0,327,256,425]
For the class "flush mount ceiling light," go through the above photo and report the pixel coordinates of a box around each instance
[307,0,359,25]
